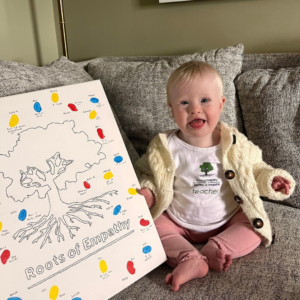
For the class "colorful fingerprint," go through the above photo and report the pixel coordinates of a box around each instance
[97,128,105,139]
[89,110,97,119]
[114,156,123,163]
[33,102,42,112]
[68,103,78,111]
[113,205,121,215]
[127,261,136,275]
[51,93,59,103]
[140,219,150,226]
[9,114,19,128]
[18,209,27,221]
[90,97,99,104]
[143,246,152,254]
[49,285,59,300]
[104,171,113,180]
[83,181,91,189]
[1,249,10,265]
[99,259,108,273]
[128,188,137,195]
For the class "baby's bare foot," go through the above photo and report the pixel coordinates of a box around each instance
[165,258,208,292]
[201,241,232,272]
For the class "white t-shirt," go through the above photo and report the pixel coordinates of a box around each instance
[166,130,239,232]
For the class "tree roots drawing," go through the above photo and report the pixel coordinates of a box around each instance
[13,191,117,249]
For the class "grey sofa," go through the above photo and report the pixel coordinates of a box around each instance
[0,44,299,299]
[77,49,300,300]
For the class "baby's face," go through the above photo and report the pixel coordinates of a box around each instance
[168,71,225,145]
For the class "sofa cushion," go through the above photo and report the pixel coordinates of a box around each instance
[235,67,300,208]
[111,201,300,299]
[0,57,139,163]
[87,44,244,155]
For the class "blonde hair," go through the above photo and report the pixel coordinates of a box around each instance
[167,61,224,104]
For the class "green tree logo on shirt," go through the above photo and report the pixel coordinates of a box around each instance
[200,162,214,175]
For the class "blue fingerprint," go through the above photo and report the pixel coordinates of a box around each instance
[90,97,99,104]
[72,298,82,300]
[114,156,123,163]
[7,297,22,300]
[143,245,152,254]
[18,209,27,221]
[33,102,42,112]
[113,205,121,215]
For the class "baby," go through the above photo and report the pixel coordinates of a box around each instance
[135,61,295,292]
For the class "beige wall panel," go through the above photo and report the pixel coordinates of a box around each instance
[0,0,59,66]
[63,0,300,61]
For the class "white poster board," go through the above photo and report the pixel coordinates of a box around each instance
[0,80,166,300]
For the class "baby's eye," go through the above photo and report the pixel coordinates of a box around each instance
[201,98,209,103]
[180,100,189,105]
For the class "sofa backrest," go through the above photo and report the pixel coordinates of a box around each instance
[77,53,300,73]
[242,53,300,72]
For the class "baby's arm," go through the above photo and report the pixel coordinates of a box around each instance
[134,152,157,209]
[251,145,296,200]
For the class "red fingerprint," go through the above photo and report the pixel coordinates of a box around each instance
[97,128,105,139]
[84,181,91,189]
[68,103,78,111]
[1,249,10,265]
[127,261,136,275]
[140,219,150,226]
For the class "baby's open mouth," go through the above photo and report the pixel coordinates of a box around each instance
[189,119,205,126]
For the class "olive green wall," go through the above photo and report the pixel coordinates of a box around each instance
[64,0,300,62]
[1,0,300,65]
[0,0,59,66]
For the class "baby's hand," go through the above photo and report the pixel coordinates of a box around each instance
[137,188,155,209]
[271,176,291,195]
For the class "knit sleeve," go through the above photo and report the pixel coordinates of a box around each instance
[251,145,296,200]
[134,152,158,202]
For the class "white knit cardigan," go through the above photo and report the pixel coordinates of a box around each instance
[135,122,296,246]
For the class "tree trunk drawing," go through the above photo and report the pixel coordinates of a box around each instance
[13,152,116,249]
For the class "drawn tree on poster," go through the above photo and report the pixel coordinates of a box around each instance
[0,121,117,248]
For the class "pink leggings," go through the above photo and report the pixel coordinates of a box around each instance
[154,210,263,268]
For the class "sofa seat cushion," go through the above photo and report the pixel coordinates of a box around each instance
[0,57,139,163]
[111,201,300,299]
[235,67,300,208]
[87,44,244,155]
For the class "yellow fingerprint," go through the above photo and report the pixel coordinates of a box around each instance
[0,222,2,232]
[99,259,108,273]
[9,114,19,128]
[49,285,59,300]
[51,92,59,103]
[128,188,137,195]
[104,171,113,180]
[89,110,97,119]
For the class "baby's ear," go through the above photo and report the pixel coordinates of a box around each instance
[220,97,226,112]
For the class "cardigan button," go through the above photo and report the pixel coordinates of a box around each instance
[232,134,236,144]
[253,218,264,229]
[234,195,243,204]
[225,170,235,179]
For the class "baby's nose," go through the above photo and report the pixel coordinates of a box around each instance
[190,105,202,114]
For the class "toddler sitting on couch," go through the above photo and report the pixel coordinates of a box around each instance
[135,61,295,291]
